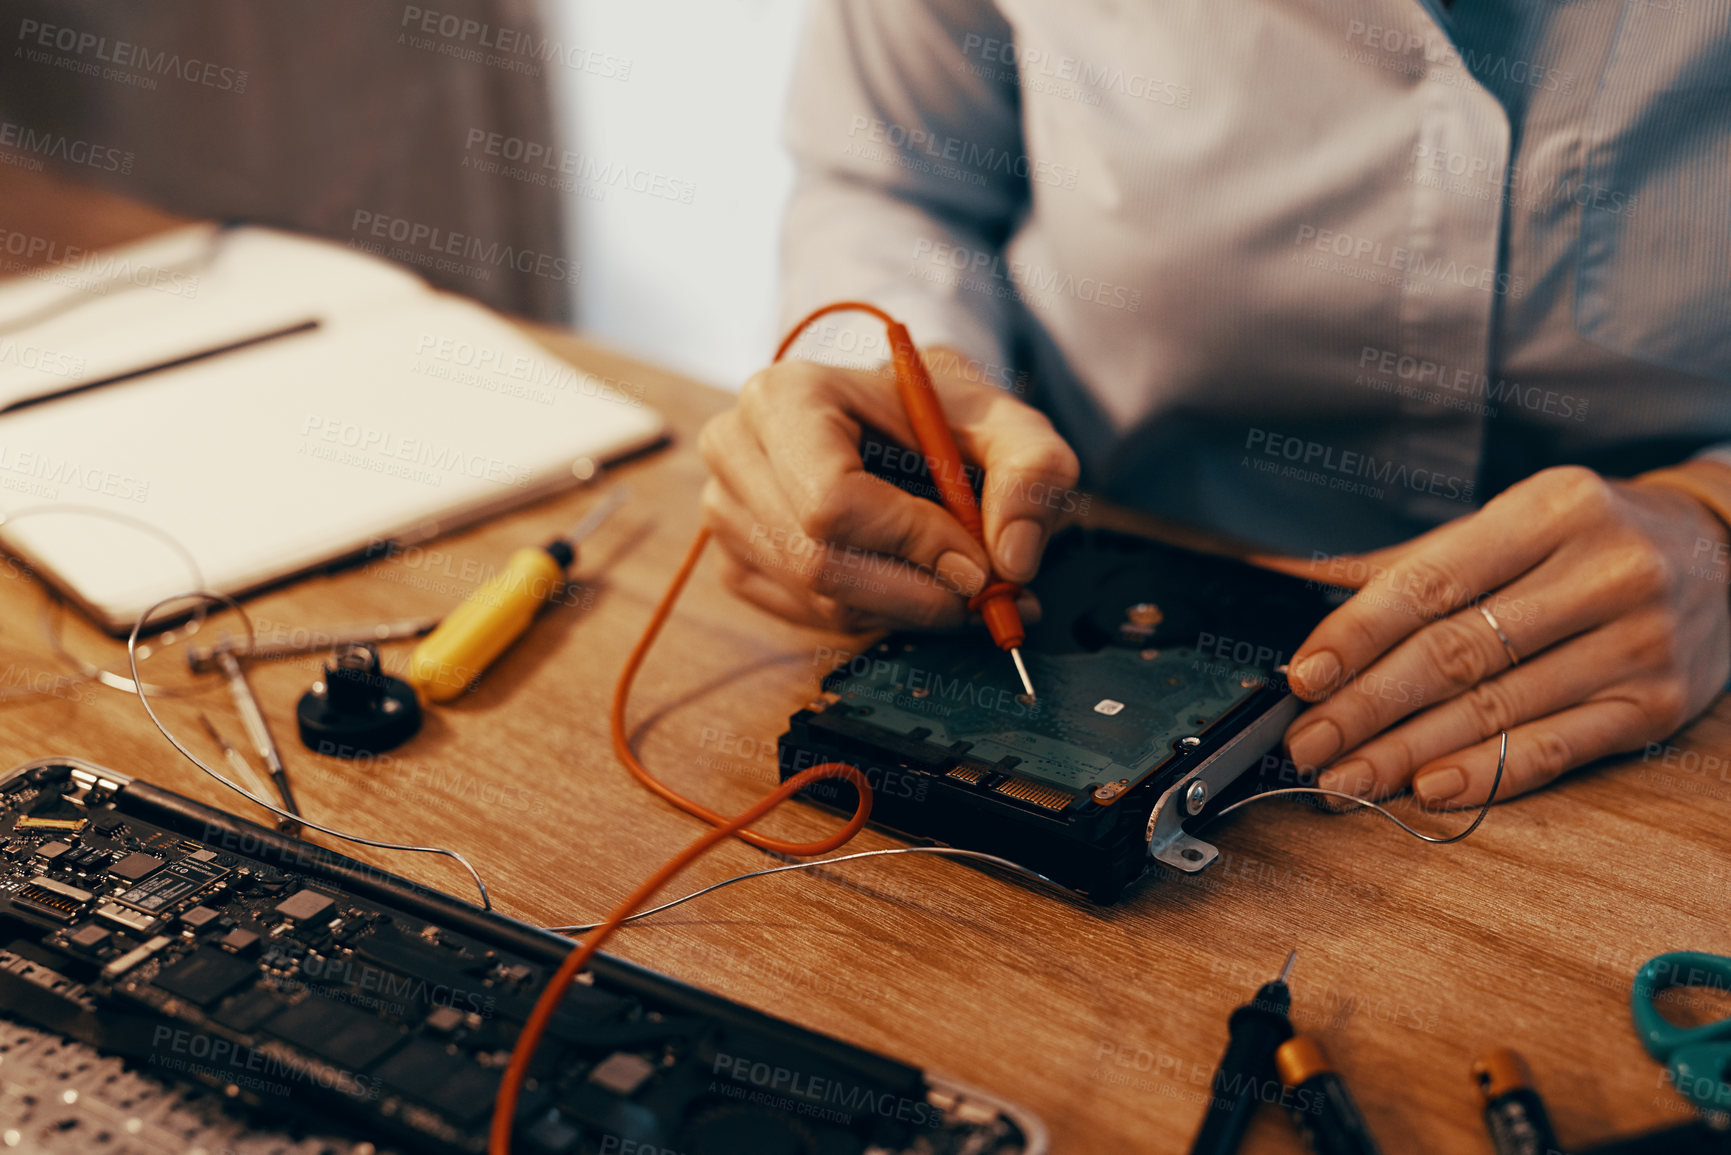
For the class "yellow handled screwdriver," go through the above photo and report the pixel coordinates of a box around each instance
[408,487,628,702]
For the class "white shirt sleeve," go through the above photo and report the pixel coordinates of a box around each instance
[778,0,1028,372]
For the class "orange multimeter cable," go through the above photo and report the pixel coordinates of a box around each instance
[490,301,1008,1153]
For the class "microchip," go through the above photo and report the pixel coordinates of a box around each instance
[588,1051,655,1096]
[35,840,72,861]
[275,888,336,925]
[180,906,221,930]
[68,925,111,951]
[374,1038,474,1105]
[114,857,227,913]
[109,852,164,881]
[220,928,261,955]
[154,946,258,1007]
[267,996,404,1069]
[437,1066,501,1123]
[212,986,286,1032]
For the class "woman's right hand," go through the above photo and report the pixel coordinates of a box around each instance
[698,349,1081,633]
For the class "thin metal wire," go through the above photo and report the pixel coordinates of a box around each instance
[544,846,1063,935]
[127,589,495,910]
[1208,729,1508,844]
[545,733,1510,935]
[0,502,210,697]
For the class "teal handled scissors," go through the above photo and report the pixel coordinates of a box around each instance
[1632,952,1731,1114]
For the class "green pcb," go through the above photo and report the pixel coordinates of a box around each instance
[828,641,1263,792]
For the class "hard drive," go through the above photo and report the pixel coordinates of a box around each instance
[778,526,1343,901]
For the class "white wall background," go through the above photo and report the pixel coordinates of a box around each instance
[543,0,807,390]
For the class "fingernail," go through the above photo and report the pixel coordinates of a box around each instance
[996,519,1045,582]
[1414,766,1465,804]
[1319,758,1373,797]
[935,550,987,597]
[1286,719,1342,772]
[1290,651,1341,698]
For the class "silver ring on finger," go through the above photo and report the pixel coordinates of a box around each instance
[1477,603,1520,669]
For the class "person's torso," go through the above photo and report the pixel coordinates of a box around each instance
[968,0,1731,552]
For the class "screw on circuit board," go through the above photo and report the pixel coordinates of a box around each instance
[1092,778,1130,803]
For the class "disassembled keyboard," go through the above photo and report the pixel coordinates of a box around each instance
[0,757,1044,1154]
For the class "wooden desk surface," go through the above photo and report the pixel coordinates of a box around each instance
[3,167,1728,1155]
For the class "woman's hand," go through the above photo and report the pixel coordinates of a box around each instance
[698,349,1080,633]
[1279,464,1731,808]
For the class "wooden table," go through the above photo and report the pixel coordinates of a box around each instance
[3,166,1727,1155]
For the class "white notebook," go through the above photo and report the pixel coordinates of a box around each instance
[0,225,666,633]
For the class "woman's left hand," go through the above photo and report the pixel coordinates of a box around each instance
[1275,464,1731,808]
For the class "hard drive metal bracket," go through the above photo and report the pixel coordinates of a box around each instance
[1146,692,1304,872]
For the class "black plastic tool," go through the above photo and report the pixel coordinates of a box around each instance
[296,642,421,757]
[1188,949,1297,1155]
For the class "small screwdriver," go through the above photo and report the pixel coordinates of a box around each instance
[408,487,627,702]
[1189,949,1298,1155]
[885,322,1035,698]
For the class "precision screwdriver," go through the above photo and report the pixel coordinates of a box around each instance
[213,650,302,835]
[1189,949,1298,1155]
[885,322,1036,698]
[408,487,627,702]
